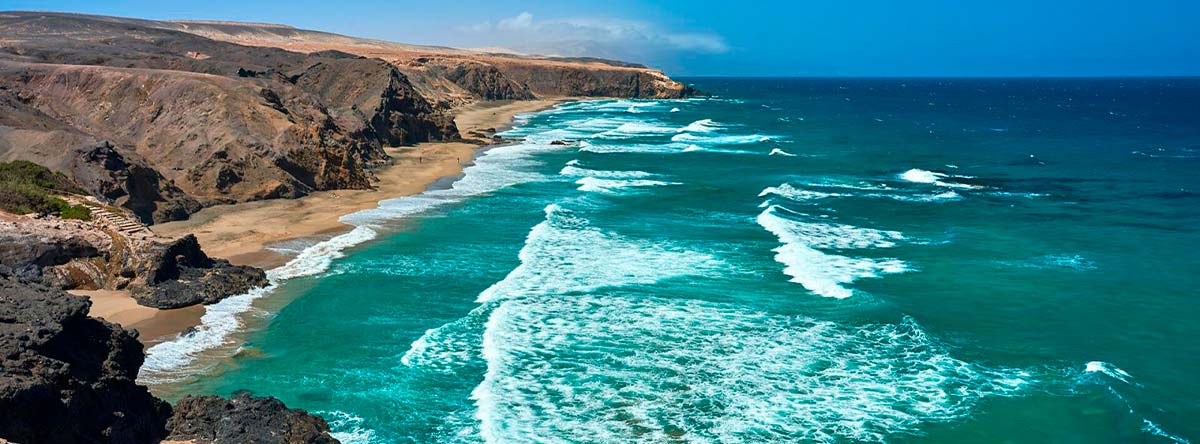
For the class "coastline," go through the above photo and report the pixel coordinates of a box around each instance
[93,99,566,344]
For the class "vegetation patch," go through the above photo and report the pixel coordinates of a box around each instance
[0,161,92,220]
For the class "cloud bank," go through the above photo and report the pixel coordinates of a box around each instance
[459,12,728,66]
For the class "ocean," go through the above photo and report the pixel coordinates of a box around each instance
[141,78,1200,444]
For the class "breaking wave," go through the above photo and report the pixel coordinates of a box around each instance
[756,205,909,299]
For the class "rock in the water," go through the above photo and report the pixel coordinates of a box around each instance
[167,392,340,444]
[130,235,267,309]
[0,269,172,444]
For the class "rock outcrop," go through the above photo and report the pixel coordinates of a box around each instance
[166,392,339,444]
[0,270,172,444]
[130,235,266,309]
[0,216,265,309]
[0,269,339,444]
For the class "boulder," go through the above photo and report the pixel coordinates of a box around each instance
[130,235,268,309]
[166,392,340,444]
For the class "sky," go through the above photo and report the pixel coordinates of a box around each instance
[6,0,1200,77]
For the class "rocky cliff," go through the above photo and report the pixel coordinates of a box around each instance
[0,269,339,444]
[0,12,693,224]
[135,15,696,104]
[0,12,457,223]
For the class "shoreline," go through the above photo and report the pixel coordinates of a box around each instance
[92,98,567,344]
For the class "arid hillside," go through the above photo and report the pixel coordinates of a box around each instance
[0,11,693,223]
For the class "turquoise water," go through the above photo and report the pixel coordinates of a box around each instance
[148,78,1199,443]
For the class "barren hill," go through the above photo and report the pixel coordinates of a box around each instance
[0,11,692,223]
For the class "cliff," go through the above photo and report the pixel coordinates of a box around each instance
[0,12,692,224]
[0,269,339,444]
[0,12,456,223]
[159,19,695,106]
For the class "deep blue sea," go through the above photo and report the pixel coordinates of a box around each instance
[142,78,1199,444]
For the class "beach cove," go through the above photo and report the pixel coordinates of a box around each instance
[139,78,1199,444]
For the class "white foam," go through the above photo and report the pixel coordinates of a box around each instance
[1143,419,1192,444]
[475,204,723,303]
[682,144,704,152]
[760,183,846,200]
[140,225,379,382]
[596,121,678,138]
[900,168,944,184]
[559,164,654,179]
[473,295,1028,443]
[899,168,981,189]
[677,118,722,133]
[319,410,379,444]
[756,205,908,298]
[1084,361,1134,384]
[139,285,275,383]
[762,182,962,204]
[769,148,796,156]
[670,107,680,112]
[575,177,679,193]
[672,132,773,145]
[580,141,692,154]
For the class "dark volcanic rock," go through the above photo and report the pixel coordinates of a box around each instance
[167,392,340,444]
[130,235,268,309]
[0,270,172,444]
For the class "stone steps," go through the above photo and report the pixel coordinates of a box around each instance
[77,202,153,237]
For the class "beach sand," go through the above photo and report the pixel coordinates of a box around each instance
[102,99,564,343]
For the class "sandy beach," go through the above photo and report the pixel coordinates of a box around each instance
[92,98,565,343]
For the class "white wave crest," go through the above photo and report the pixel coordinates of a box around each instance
[677,118,722,133]
[1084,361,1134,384]
[575,177,679,193]
[756,205,908,298]
[672,132,773,145]
[476,204,723,303]
[899,168,981,189]
[559,164,654,179]
[596,121,677,139]
[769,148,797,156]
[761,183,962,203]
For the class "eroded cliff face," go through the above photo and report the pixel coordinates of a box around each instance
[0,269,340,444]
[0,12,458,222]
[129,15,696,102]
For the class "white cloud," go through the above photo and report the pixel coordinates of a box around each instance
[457,12,728,65]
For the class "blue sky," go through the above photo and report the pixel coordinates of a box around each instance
[7,0,1200,76]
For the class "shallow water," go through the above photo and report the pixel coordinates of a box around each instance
[149,79,1199,444]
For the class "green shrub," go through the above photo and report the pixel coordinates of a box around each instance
[0,161,91,220]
